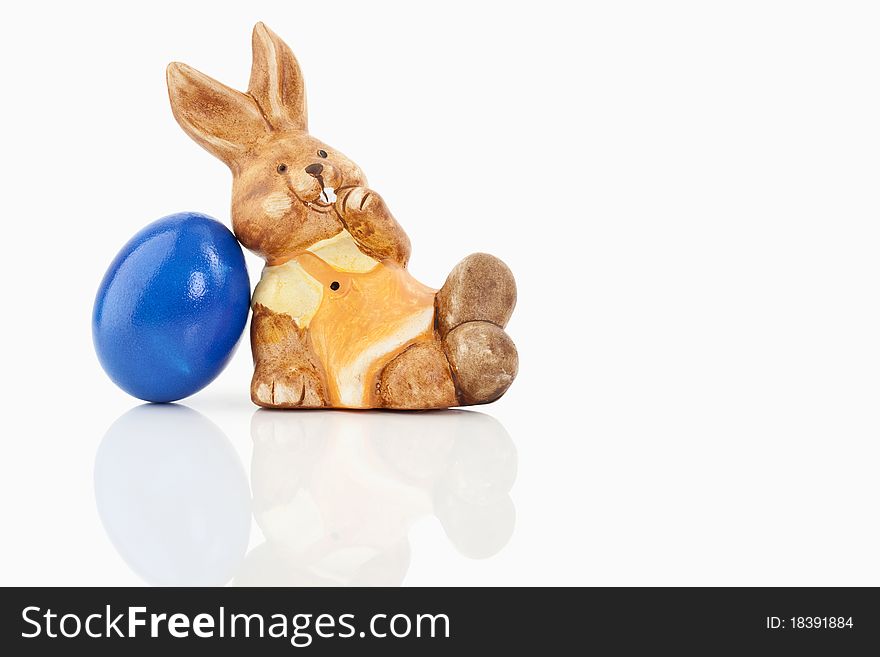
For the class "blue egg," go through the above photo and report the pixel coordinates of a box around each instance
[93,212,250,402]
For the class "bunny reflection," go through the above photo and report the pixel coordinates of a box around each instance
[95,406,516,586]
[238,410,516,586]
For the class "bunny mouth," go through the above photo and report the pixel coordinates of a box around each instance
[293,188,334,212]
[297,176,337,211]
[313,186,337,206]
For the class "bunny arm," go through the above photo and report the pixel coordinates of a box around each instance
[250,303,328,407]
[334,187,411,268]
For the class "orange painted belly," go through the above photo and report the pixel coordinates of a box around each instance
[296,253,437,407]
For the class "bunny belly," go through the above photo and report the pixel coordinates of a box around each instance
[299,254,437,407]
[251,232,437,407]
[251,231,381,328]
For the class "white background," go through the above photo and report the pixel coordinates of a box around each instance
[1,0,879,586]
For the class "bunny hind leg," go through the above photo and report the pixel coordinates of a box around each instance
[377,341,459,409]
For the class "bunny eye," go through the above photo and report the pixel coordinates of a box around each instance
[317,150,328,158]
[276,163,288,174]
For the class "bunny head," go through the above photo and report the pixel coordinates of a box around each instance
[167,23,366,263]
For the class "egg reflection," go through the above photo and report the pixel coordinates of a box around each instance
[94,404,251,585]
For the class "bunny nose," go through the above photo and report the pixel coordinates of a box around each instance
[305,163,324,176]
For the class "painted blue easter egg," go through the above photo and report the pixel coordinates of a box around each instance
[93,212,250,402]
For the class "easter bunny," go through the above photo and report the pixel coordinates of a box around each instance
[166,23,517,409]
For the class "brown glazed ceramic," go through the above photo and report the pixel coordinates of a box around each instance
[166,23,518,408]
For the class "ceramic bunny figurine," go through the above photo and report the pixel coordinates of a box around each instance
[166,23,517,409]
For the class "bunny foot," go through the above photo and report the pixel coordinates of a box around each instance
[436,253,517,337]
[443,321,518,405]
[251,368,326,408]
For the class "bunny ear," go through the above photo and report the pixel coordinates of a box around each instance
[167,62,270,165]
[248,22,307,131]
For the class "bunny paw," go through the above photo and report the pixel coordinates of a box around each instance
[251,368,326,408]
[334,186,411,265]
[337,186,378,217]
